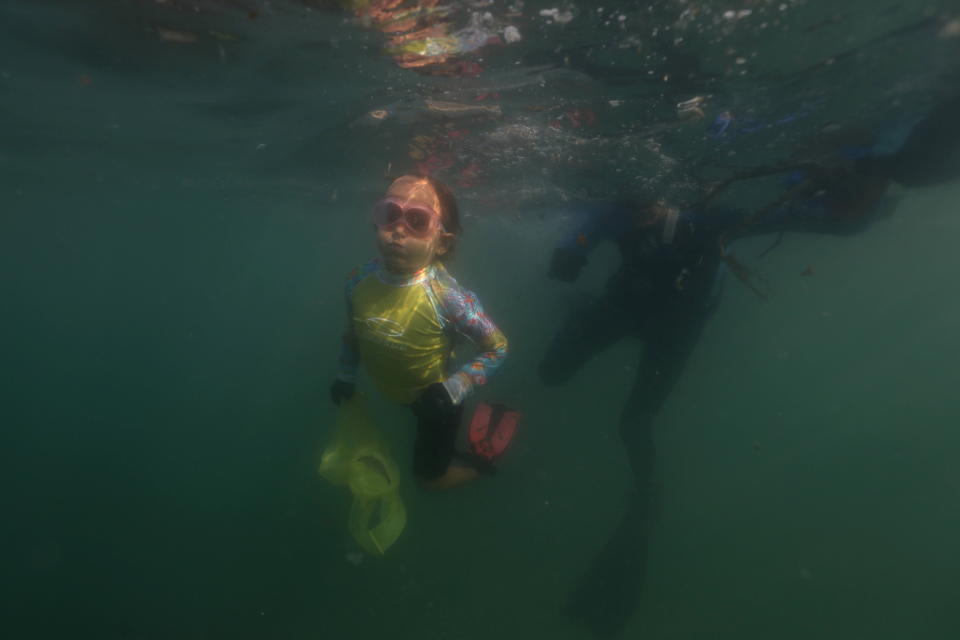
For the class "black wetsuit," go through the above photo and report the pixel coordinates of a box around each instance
[545,90,960,637]
[541,203,728,636]
[545,195,900,636]
[542,204,726,448]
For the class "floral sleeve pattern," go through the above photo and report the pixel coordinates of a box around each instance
[433,272,508,405]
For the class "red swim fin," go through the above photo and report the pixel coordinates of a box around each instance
[488,408,518,457]
[468,402,521,463]
[469,402,493,445]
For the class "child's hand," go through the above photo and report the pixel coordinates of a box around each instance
[330,379,355,406]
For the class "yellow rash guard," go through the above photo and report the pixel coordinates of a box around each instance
[337,259,507,405]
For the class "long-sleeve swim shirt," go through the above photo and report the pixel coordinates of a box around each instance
[336,258,507,406]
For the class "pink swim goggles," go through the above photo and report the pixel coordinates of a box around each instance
[373,197,445,238]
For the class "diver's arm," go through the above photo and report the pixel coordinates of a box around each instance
[711,166,890,242]
[688,205,759,240]
[723,187,868,241]
[548,205,626,282]
[440,287,508,406]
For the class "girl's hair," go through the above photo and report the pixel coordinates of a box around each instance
[423,175,461,260]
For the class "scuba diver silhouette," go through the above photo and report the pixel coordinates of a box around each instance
[543,89,960,638]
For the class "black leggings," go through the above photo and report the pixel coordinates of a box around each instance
[410,402,464,481]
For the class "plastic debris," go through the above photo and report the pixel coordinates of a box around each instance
[940,20,960,38]
[540,8,574,24]
[156,26,199,43]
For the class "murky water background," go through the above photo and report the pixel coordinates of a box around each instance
[4,1,960,638]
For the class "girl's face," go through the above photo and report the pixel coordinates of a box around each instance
[374,177,453,275]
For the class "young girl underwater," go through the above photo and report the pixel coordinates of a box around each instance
[329,175,517,490]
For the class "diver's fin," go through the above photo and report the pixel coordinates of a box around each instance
[565,492,652,637]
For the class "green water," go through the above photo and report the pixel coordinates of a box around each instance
[4,1,960,638]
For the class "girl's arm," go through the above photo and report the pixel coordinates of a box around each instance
[336,325,360,383]
[437,285,508,405]
[335,262,376,382]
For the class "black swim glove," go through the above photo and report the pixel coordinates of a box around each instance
[548,247,587,282]
[330,379,355,406]
[411,382,455,421]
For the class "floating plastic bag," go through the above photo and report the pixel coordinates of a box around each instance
[318,394,407,555]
